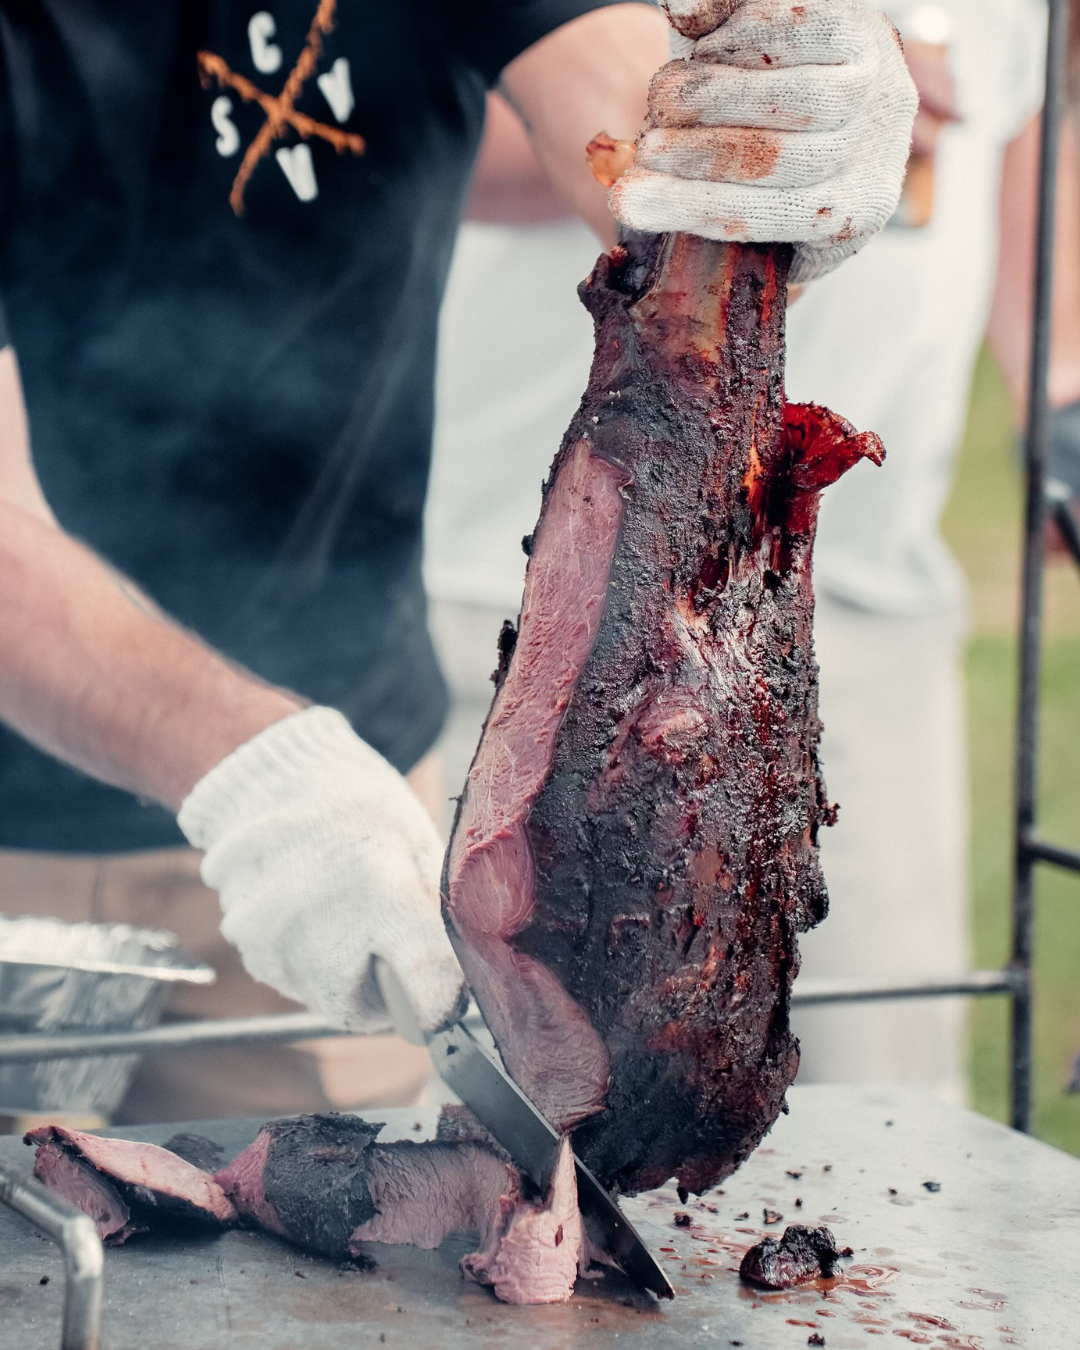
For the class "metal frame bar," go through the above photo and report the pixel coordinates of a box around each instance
[0,1164,103,1350]
[0,973,1017,1063]
[1011,0,1075,1134]
[790,971,1021,1007]
[0,1012,348,1062]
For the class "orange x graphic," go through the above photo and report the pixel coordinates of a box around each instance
[198,0,365,216]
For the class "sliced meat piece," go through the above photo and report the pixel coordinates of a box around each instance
[215,1113,381,1260]
[740,1224,843,1289]
[462,1135,583,1304]
[214,1113,521,1262]
[444,234,884,1195]
[26,1125,237,1241]
[27,1112,596,1305]
[352,1140,521,1252]
[30,1136,134,1243]
[214,1110,589,1304]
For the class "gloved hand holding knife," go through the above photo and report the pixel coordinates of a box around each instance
[179,706,468,1035]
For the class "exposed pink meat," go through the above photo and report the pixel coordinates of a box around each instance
[446,438,621,1128]
[352,1142,520,1251]
[212,1129,286,1236]
[26,1124,237,1235]
[461,1136,583,1305]
[31,1139,134,1243]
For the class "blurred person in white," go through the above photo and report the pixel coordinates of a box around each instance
[426,0,1080,1103]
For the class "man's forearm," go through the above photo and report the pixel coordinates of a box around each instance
[988,114,1080,414]
[0,500,303,810]
[465,92,578,227]
[501,4,668,246]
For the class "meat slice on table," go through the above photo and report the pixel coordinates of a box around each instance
[26,1124,237,1243]
[443,231,884,1197]
[216,1111,588,1302]
[28,1111,592,1304]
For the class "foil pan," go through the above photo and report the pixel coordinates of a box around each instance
[0,915,214,1115]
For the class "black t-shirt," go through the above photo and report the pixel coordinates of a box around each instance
[0,0,612,852]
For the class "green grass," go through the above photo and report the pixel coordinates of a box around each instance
[943,349,1080,1152]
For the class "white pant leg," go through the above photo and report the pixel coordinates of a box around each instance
[428,598,514,835]
[792,595,971,1104]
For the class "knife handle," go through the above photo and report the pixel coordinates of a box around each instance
[373,957,428,1047]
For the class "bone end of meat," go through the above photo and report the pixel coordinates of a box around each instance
[461,1136,583,1305]
[586,132,637,188]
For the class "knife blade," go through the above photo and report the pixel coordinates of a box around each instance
[374,958,674,1300]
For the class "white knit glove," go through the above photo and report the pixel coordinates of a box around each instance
[610,0,918,282]
[178,707,466,1034]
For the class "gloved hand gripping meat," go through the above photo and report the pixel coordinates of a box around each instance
[443,1,899,1198]
[612,0,918,282]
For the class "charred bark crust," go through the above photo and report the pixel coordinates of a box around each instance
[446,232,881,1197]
[260,1114,382,1259]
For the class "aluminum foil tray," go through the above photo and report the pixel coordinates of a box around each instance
[0,916,214,1115]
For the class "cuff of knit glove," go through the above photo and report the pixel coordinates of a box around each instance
[789,237,862,285]
[177,706,373,850]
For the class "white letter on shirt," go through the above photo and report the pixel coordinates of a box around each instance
[317,58,354,123]
[276,144,319,202]
[211,96,240,157]
[248,12,283,74]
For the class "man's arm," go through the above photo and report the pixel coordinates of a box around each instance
[0,346,55,525]
[500,4,665,246]
[0,501,303,810]
[465,91,579,227]
[0,351,463,1035]
[0,347,301,808]
[987,113,1080,414]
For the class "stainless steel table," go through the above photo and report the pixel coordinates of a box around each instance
[0,1085,1075,1349]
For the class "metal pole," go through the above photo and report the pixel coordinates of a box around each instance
[0,1010,346,1063]
[791,970,1021,1007]
[0,972,1021,1063]
[1011,0,1071,1134]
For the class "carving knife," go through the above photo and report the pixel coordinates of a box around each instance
[374,957,674,1300]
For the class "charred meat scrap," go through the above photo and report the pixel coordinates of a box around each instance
[740,1224,846,1289]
